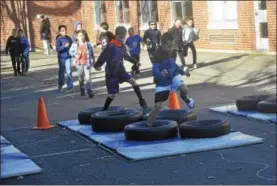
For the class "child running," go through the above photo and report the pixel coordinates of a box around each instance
[125,27,143,76]
[147,32,195,127]
[69,29,95,98]
[94,26,148,110]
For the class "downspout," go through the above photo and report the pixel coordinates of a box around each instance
[24,0,32,51]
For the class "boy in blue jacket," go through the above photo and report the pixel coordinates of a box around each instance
[147,32,195,127]
[18,29,30,74]
[94,26,148,110]
[56,25,73,93]
[125,27,143,76]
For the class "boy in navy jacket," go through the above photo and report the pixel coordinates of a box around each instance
[56,25,73,93]
[125,27,143,76]
[147,32,195,127]
[94,26,148,110]
[18,29,30,74]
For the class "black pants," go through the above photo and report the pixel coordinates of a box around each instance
[147,50,156,63]
[183,42,197,65]
[11,55,21,74]
[177,49,186,67]
[131,54,140,75]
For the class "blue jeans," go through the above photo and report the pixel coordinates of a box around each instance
[58,58,73,89]
[22,50,29,72]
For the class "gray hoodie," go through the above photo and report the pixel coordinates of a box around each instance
[71,21,81,42]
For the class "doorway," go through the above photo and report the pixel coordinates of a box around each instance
[254,1,269,50]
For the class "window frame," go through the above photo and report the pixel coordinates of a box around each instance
[93,1,107,31]
[207,1,238,30]
[139,0,159,31]
[114,0,131,28]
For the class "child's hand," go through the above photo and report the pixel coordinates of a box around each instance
[183,66,190,77]
[161,69,168,76]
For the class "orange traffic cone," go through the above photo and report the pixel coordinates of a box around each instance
[168,90,181,110]
[32,97,55,130]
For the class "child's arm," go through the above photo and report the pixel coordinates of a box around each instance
[122,45,137,64]
[5,37,11,55]
[152,63,164,80]
[25,38,30,52]
[94,45,111,69]
[69,43,76,58]
[55,37,67,52]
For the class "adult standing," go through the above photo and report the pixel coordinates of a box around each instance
[182,17,200,69]
[40,15,51,55]
[143,21,161,63]
[168,18,186,67]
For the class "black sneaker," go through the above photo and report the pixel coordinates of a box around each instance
[139,98,148,109]
[88,91,95,99]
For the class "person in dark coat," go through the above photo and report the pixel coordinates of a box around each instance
[5,28,22,76]
[168,18,186,67]
[143,21,161,63]
[40,15,50,55]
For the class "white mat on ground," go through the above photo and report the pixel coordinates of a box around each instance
[57,120,263,161]
[210,104,276,124]
[1,136,42,179]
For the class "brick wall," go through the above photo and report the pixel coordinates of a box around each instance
[193,1,256,51]
[267,1,276,52]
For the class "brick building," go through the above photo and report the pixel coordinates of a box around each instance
[1,0,276,53]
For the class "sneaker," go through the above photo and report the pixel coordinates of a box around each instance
[139,98,148,109]
[87,91,95,98]
[193,64,197,69]
[57,86,63,93]
[186,97,195,109]
[66,88,74,93]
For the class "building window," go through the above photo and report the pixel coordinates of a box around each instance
[94,1,107,28]
[140,0,159,29]
[208,1,238,29]
[171,0,193,22]
[115,0,130,24]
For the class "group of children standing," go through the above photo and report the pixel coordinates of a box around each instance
[5,28,30,76]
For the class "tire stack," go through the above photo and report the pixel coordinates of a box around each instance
[236,94,276,113]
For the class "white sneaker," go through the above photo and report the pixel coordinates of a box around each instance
[187,97,195,109]
[193,64,197,69]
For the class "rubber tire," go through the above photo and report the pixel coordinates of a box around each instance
[236,95,274,110]
[124,120,178,141]
[143,109,196,124]
[78,106,125,125]
[257,99,277,113]
[179,119,230,138]
[91,109,142,132]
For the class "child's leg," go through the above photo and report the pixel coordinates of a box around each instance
[179,84,195,109]
[20,56,25,75]
[10,55,17,75]
[64,58,73,90]
[147,90,170,127]
[103,78,119,110]
[177,50,186,67]
[58,59,65,90]
[189,42,197,67]
[84,66,94,98]
[76,65,85,95]
[127,78,148,108]
[15,56,21,74]
[103,94,116,111]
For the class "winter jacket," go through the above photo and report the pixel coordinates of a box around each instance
[69,41,94,68]
[20,37,30,53]
[5,36,22,56]
[168,26,183,50]
[152,47,185,87]
[143,28,161,52]
[56,35,72,59]
[40,20,50,40]
[95,39,137,79]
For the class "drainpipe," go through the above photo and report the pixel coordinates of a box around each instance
[24,0,32,51]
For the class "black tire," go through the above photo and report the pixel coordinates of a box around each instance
[124,120,178,141]
[236,95,274,110]
[91,109,142,132]
[78,106,125,125]
[179,119,230,138]
[143,109,196,124]
[257,99,277,113]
